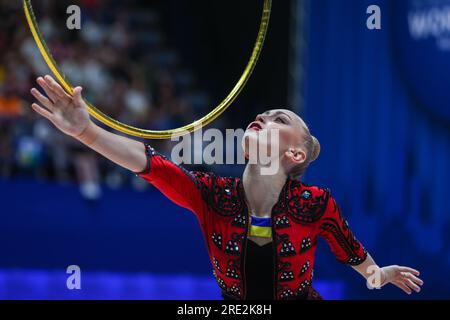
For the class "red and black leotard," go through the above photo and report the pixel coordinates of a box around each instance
[136,143,368,300]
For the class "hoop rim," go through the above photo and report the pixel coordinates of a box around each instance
[23,0,272,139]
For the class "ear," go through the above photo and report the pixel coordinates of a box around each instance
[284,147,306,165]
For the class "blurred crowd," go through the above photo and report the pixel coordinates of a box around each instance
[0,0,212,199]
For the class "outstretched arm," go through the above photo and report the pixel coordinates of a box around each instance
[30,75,212,221]
[30,75,147,173]
[352,254,424,295]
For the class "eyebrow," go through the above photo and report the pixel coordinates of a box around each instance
[264,111,292,120]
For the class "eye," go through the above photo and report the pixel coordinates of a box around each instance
[275,117,287,124]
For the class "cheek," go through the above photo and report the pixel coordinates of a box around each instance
[242,130,277,159]
[242,126,292,158]
[277,128,294,151]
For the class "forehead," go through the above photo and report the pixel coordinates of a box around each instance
[263,109,304,125]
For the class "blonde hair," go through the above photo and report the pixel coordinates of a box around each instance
[289,124,320,180]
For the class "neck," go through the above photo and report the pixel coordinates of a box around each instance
[242,163,289,218]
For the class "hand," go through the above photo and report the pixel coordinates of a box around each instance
[30,75,91,138]
[380,265,423,295]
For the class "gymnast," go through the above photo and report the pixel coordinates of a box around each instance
[29,75,423,300]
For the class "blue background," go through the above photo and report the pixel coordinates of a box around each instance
[1,0,449,299]
[303,0,450,299]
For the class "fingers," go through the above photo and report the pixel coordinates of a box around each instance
[72,86,85,108]
[44,75,70,101]
[402,272,424,286]
[37,77,59,103]
[393,280,412,295]
[399,266,420,276]
[31,103,53,121]
[36,75,70,104]
[404,278,421,293]
[391,269,423,295]
[31,88,54,112]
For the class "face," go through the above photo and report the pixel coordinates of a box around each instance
[242,109,308,169]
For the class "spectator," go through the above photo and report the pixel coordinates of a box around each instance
[0,0,214,197]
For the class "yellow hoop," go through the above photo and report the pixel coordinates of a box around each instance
[23,0,272,139]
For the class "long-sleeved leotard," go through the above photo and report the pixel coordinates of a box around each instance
[136,143,367,300]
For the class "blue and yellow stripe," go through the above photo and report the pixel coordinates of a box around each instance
[249,216,272,238]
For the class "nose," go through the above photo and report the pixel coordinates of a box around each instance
[255,114,265,123]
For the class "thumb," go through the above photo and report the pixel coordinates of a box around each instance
[73,86,84,106]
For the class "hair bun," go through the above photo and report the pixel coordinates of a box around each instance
[311,136,320,162]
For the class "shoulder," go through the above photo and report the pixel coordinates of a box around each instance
[293,180,331,199]
[191,171,240,190]
[190,172,245,217]
[281,180,331,224]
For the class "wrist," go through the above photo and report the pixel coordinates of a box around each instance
[379,266,388,286]
[364,265,384,289]
[74,122,99,146]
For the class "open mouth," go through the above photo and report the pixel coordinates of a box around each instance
[248,122,263,131]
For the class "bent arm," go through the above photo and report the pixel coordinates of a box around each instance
[351,253,380,283]
[317,193,423,294]
[318,194,368,265]
[351,253,423,294]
